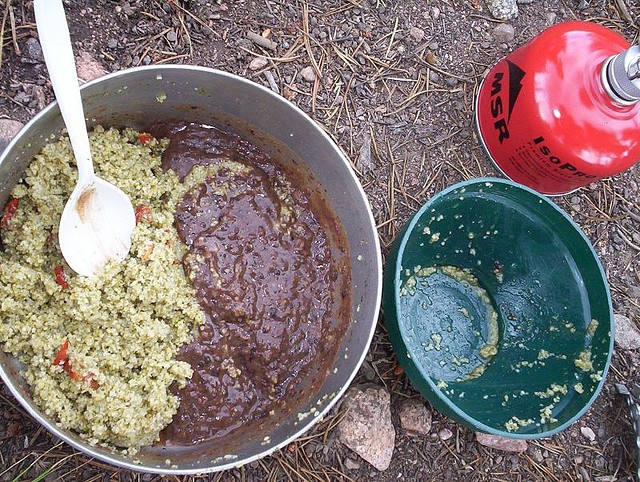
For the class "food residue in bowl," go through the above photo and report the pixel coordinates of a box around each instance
[399,264,500,383]
[391,182,612,438]
[574,349,594,372]
[504,416,535,432]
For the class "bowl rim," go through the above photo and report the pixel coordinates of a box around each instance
[390,176,614,439]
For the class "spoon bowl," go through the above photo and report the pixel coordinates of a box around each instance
[59,179,136,277]
[35,0,135,277]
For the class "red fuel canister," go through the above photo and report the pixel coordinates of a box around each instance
[476,21,640,195]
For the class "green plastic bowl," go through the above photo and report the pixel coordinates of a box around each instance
[383,178,613,438]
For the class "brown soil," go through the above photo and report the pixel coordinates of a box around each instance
[1,1,639,481]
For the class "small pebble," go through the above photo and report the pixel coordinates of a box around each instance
[530,446,544,463]
[166,30,178,43]
[345,457,361,470]
[580,426,596,442]
[23,37,45,63]
[409,26,425,43]
[249,57,268,71]
[492,23,515,43]
[300,66,316,83]
[445,78,459,88]
[398,398,432,436]
[75,51,107,81]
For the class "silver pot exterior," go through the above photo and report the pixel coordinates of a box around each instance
[0,66,382,474]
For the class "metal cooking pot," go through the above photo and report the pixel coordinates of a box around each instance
[0,66,382,474]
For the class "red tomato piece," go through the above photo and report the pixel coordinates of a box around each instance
[135,204,151,224]
[138,132,154,145]
[54,265,69,290]
[52,339,69,367]
[0,197,19,229]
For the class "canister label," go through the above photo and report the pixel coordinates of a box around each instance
[496,135,597,188]
[486,60,525,145]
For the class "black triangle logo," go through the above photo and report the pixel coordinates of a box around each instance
[506,60,526,122]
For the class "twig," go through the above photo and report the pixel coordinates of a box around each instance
[136,45,152,66]
[9,0,18,55]
[376,218,395,231]
[332,43,359,71]
[238,46,302,63]
[0,0,9,68]
[140,9,162,22]
[340,78,356,152]
[617,227,640,252]
[276,452,309,481]
[521,453,562,481]
[132,27,172,62]
[385,17,399,59]
[263,70,280,94]
[324,0,362,17]
[387,139,398,239]
[415,55,481,82]
[174,7,193,58]
[623,206,640,223]
[247,30,277,50]
[0,441,69,480]
[450,148,475,181]
[417,161,444,200]
[612,0,636,26]
[168,0,219,38]
[155,53,191,64]
[361,52,392,70]
[301,3,322,81]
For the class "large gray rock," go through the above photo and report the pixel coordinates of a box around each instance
[0,119,24,153]
[485,0,539,20]
[336,384,395,471]
[485,0,518,20]
[476,432,528,452]
[614,313,640,350]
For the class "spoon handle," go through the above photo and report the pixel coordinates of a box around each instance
[34,0,95,184]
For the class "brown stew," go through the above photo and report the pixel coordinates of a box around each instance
[151,123,351,446]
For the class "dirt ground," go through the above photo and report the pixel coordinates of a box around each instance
[1,0,640,481]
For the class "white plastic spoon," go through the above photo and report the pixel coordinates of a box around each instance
[34,0,135,277]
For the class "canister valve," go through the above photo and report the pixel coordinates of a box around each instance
[629,57,640,81]
[604,45,640,104]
